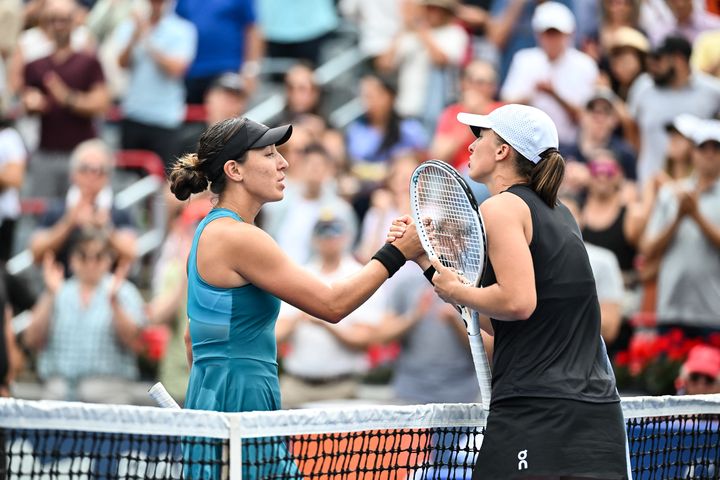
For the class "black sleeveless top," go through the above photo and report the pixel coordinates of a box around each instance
[482,185,619,405]
[582,206,636,272]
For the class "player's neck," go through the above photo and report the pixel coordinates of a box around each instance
[216,197,259,225]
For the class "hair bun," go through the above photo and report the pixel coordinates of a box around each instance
[169,153,210,201]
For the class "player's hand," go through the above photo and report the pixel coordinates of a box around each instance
[429,257,465,305]
[386,215,410,243]
[391,216,425,261]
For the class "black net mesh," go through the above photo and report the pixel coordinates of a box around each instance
[243,426,482,479]
[627,413,719,479]
[1,398,719,479]
[0,428,227,479]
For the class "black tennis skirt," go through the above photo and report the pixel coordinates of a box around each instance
[473,397,629,479]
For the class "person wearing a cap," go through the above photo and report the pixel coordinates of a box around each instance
[676,344,720,395]
[169,117,424,418]
[627,34,720,186]
[276,213,386,408]
[500,1,598,144]
[176,72,248,155]
[640,118,720,341]
[391,104,628,477]
[605,26,650,101]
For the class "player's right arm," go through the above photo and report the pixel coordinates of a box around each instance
[206,219,424,324]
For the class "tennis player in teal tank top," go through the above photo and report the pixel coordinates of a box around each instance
[168,116,425,478]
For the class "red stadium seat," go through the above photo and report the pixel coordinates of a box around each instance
[115,150,165,178]
[184,104,207,123]
[20,197,48,216]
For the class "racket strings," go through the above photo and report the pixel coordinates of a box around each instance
[414,167,484,283]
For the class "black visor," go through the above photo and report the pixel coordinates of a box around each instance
[207,119,293,181]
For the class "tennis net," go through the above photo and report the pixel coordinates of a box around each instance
[0,394,718,479]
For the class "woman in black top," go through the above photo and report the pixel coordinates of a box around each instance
[393,104,628,479]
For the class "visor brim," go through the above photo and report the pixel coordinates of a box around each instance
[250,124,293,149]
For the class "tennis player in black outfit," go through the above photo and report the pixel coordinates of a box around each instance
[391,104,628,479]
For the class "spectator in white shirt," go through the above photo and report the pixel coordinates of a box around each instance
[500,1,598,144]
[377,0,469,123]
[276,214,386,408]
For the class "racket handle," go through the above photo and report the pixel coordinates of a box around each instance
[148,382,181,409]
[468,310,492,411]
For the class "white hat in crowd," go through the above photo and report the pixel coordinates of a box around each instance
[693,119,720,146]
[667,114,702,140]
[531,2,576,35]
[457,104,560,164]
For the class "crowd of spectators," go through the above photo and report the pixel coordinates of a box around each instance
[0,0,719,405]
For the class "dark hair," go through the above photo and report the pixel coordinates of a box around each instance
[496,134,565,207]
[169,118,246,201]
[361,73,402,159]
[303,143,332,163]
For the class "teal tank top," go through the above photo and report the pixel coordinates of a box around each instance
[184,209,300,479]
[186,208,281,366]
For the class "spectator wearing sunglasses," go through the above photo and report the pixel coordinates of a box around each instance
[580,149,641,283]
[22,226,147,403]
[676,344,720,395]
[29,139,137,277]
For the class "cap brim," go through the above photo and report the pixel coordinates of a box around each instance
[457,112,493,137]
[249,124,293,149]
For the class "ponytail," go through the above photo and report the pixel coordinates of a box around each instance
[512,148,566,208]
[529,150,565,207]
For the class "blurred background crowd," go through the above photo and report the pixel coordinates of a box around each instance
[0,0,719,408]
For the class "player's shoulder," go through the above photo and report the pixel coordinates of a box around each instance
[481,191,529,218]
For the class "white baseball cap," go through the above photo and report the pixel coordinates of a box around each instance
[666,113,701,140]
[693,119,720,146]
[457,104,560,164]
[531,2,576,34]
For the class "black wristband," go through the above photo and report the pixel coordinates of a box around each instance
[423,265,436,285]
[372,243,406,278]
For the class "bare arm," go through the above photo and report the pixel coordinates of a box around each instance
[29,218,75,264]
[599,301,622,344]
[314,320,377,350]
[241,24,264,91]
[184,324,192,367]
[0,162,25,191]
[416,27,450,66]
[109,229,138,265]
[486,0,526,50]
[23,291,56,351]
[275,312,300,343]
[202,220,424,324]
[146,276,187,326]
[639,209,683,261]
[148,46,192,78]
[66,82,111,117]
[110,298,142,352]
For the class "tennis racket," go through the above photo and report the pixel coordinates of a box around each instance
[409,159,492,411]
[148,382,181,409]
